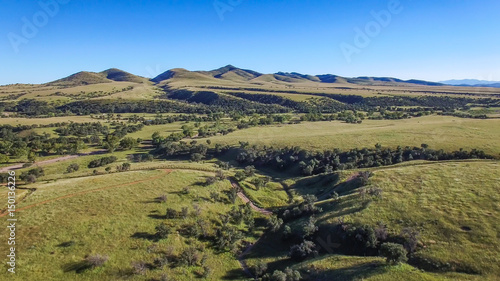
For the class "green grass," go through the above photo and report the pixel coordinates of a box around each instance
[0,169,258,281]
[244,160,500,280]
[199,116,500,156]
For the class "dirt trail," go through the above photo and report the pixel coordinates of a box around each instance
[0,169,172,218]
[230,180,273,216]
[0,150,106,173]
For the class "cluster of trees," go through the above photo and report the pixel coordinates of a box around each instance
[235,144,493,176]
[0,126,86,160]
[152,133,230,162]
[88,156,117,168]
[55,122,109,137]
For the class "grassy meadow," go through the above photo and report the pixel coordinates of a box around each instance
[0,169,259,281]
[200,116,500,156]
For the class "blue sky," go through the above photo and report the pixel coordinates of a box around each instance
[1,0,499,84]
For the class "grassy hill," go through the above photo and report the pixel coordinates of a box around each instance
[47,71,114,87]
[242,161,500,280]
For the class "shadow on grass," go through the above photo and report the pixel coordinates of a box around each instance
[62,261,92,274]
[302,259,387,281]
[57,241,75,248]
[148,214,167,220]
[131,232,158,241]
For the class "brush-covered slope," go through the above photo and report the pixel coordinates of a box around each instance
[47,71,114,87]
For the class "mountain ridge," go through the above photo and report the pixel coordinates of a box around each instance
[43,66,499,88]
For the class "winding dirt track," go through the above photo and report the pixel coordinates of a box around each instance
[0,150,106,173]
[230,180,273,216]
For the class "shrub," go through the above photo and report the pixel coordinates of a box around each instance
[85,254,109,268]
[25,174,37,183]
[131,261,147,275]
[179,247,201,266]
[166,208,178,219]
[380,242,408,264]
[158,194,167,203]
[66,163,79,173]
[155,223,170,240]
[116,162,131,172]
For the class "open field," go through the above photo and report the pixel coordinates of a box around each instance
[200,115,500,156]
[0,169,260,281]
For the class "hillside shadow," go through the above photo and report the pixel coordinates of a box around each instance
[304,260,387,281]
[290,173,342,198]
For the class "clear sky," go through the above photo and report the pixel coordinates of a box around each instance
[1,0,499,84]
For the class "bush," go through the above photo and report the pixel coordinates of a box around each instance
[155,223,170,240]
[85,254,109,268]
[131,261,147,275]
[116,162,131,172]
[179,247,201,266]
[25,174,37,183]
[66,163,79,173]
[379,242,408,264]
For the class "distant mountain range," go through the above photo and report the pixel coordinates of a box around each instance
[440,79,500,88]
[42,65,499,88]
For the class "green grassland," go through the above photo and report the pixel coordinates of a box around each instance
[200,115,500,156]
[1,68,500,281]
[243,161,500,280]
[0,169,259,281]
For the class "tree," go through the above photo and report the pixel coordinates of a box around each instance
[244,165,256,177]
[289,241,317,261]
[227,188,238,204]
[302,216,318,238]
[191,153,203,162]
[379,242,408,264]
[267,215,283,232]
[0,154,10,163]
[283,267,301,281]
[268,270,287,281]
[120,137,137,150]
[252,261,268,278]
[103,134,120,153]
[234,171,247,181]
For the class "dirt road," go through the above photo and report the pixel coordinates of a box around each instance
[0,150,106,173]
